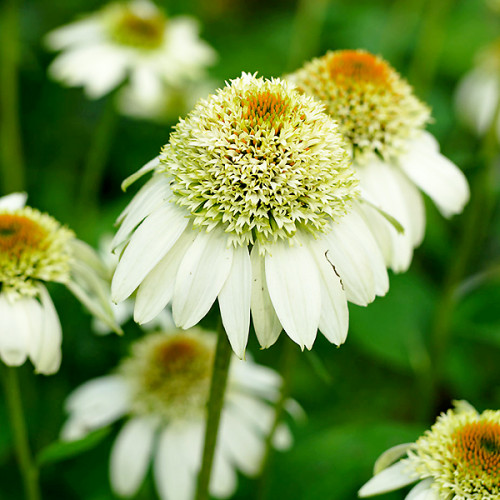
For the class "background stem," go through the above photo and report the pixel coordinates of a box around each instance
[194,322,232,500]
[1,367,41,500]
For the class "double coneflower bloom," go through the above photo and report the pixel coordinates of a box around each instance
[0,193,118,374]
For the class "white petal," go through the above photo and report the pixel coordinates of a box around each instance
[273,424,293,450]
[250,246,282,348]
[210,442,237,498]
[44,18,103,50]
[218,246,252,358]
[121,156,162,192]
[63,375,130,439]
[230,357,280,401]
[373,443,413,474]
[307,239,348,345]
[172,229,233,329]
[154,423,202,500]
[30,285,62,375]
[134,229,195,324]
[0,294,30,366]
[112,203,188,303]
[113,173,172,249]
[110,417,156,497]
[0,192,27,210]
[399,132,470,217]
[406,479,438,500]
[358,461,418,497]
[265,239,321,349]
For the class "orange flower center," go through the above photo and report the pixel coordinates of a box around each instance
[0,214,48,259]
[452,422,500,479]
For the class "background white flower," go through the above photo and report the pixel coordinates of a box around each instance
[0,193,120,374]
[45,0,216,117]
[111,73,390,357]
[359,401,500,499]
[61,329,294,500]
[289,50,470,273]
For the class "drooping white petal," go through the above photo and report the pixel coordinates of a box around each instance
[112,203,188,303]
[273,424,293,450]
[29,285,62,375]
[230,357,280,401]
[110,417,157,497]
[250,246,282,349]
[307,238,348,345]
[210,443,237,499]
[406,479,438,500]
[154,422,202,500]
[265,239,321,349]
[218,246,252,358]
[62,375,131,440]
[373,443,413,475]
[134,229,195,324]
[358,460,418,497]
[0,192,27,210]
[399,132,470,217]
[172,228,233,329]
[44,18,104,50]
[0,294,30,366]
[121,156,162,193]
[113,174,172,249]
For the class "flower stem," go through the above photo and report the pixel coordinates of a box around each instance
[257,336,297,500]
[0,0,25,193]
[194,321,232,500]
[77,98,117,214]
[1,367,41,500]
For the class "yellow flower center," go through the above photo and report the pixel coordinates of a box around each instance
[109,5,166,50]
[0,214,48,258]
[122,331,215,420]
[452,422,500,480]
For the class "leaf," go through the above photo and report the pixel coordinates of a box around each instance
[37,427,111,467]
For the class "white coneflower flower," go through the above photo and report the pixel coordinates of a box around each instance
[289,50,470,272]
[45,0,216,116]
[455,40,500,138]
[0,193,119,374]
[111,73,390,357]
[92,234,174,334]
[359,401,500,499]
[61,329,294,500]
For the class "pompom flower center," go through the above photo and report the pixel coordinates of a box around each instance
[121,331,214,420]
[0,208,73,297]
[109,5,166,49]
[288,50,431,164]
[161,74,358,249]
[452,422,500,479]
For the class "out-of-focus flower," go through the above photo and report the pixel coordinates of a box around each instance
[45,0,216,118]
[62,328,294,500]
[0,193,119,374]
[92,234,174,334]
[359,401,500,499]
[289,50,470,272]
[111,73,390,357]
[455,40,500,139]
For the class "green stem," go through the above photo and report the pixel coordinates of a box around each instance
[407,0,455,97]
[77,98,117,214]
[1,367,41,500]
[429,96,499,412]
[286,0,330,72]
[257,336,297,500]
[0,0,25,193]
[194,322,233,500]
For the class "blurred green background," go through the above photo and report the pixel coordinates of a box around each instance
[1,0,500,498]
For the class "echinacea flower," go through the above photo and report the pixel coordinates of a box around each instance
[111,73,390,357]
[455,40,500,139]
[359,401,500,499]
[289,50,470,272]
[0,193,119,374]
[45,0,216,117]
[61,328,294,500]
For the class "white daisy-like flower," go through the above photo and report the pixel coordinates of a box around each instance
[45,0,216,114]
[111,73,390,357]
[455,40,500,139]
[289,50,470,272]
[359,401,500,499]
[61,328,294,500]
[92,234,174,334]
[0,193,119,374]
